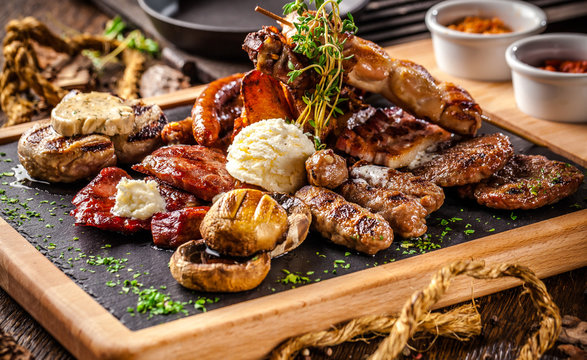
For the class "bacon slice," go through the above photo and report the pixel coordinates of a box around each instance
[151,206,210,248]
[132,145,236,202]
[71,167,150,233]
[71,167,206,233]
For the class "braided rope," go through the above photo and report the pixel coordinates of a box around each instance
[272,260,561,360]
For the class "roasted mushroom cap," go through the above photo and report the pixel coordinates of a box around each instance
[200,188,288,257]
[268,193,312,258]
[169,239,271,292]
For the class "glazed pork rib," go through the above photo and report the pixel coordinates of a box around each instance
[244,26,482,136]
[296,185,393,255]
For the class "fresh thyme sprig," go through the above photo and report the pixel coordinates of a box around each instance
[283,0,357,141]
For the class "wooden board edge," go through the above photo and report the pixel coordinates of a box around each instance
[1,208,585,360]
[0,85,206,145]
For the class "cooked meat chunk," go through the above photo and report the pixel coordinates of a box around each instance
[132,145,236,202]
[335,106,452,169]
[151,206,210,248]
[339,179,428,238]
[462,154,584,209]
[111,100,168,164]
[71,167,151,233]
[71,167,204,233]
[305,149,348,189]
[349,162,445,214]
[412,133,514,187]
[18,121,116,183]
[295,185,393,255]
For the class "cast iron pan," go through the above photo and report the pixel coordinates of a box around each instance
[138,0,369,60]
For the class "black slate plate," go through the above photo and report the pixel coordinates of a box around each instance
[0,105,585,331]
[138,0,369,59]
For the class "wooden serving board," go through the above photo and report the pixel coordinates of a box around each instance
[0,40,586,360]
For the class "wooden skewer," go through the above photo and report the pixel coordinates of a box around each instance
[255,6,294,27]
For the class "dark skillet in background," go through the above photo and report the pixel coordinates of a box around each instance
[138,0,369,60]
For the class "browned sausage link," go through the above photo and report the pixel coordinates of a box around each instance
[191,73,244,147]
[295,185,393,255]
[161,117,195,145]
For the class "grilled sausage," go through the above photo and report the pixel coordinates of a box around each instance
[339,179,428,238]
[295,185,393,255]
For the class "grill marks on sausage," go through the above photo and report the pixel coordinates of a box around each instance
[295,185,393,255]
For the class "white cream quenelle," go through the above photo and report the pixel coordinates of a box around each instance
[51,91,135,137]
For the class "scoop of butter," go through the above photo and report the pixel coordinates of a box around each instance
[111,178,166,220]
[51,91,135,137]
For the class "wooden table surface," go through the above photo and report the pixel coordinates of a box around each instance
[0,1,586,359]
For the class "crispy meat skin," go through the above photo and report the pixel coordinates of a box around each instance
[295,185,393,255]
[191,73,244,147]
[18,121,116,183]
[334,105,451,169]
[71,167,150,233]
[244,26,482,135]
[349,162,445,214]
[412,133,514,187]
[339,179,428,238]
[132,145,236,202]
[111,100,168,164]
[461,154,584,209]
[305,149,349,189]
[151,206,210,248]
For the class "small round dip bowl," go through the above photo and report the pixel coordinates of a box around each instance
[506,33,587,123]
[425,0,546,81]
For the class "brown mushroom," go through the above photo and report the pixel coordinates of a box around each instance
[268,193,312,258]
[200,189,288,257]
[169,239,271,292]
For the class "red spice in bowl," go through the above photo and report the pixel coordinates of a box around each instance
[539,60,587,74]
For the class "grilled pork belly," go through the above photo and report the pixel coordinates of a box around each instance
[349,162,445,214]
[459,154,584,210]
[111,100,167,164]
[412,133,514,187]
[18,121,116,183]
[339,179,428,238]
[305,149,348,189]
[295,185,393,255]
[132,145,236,202]
[335,106,451,169]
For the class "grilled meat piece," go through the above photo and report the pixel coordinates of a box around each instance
[295,185,393,254]
[459,154,584,209]
[18,121,116,183]
[335,106,452,169]
[151,206,210,248]
[349,162,445,214]
[71,167,151,232]
[244,26,482,135]
[132,145,236,202]
[339,179,428,238]
[161,117,197,145]
[305,149,348,189]
[71,168,204,233]
[111,100,168,164]
[412,133,514,187]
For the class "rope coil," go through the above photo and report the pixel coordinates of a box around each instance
[271,260,561,360]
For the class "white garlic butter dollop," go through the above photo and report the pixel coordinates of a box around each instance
[111,178,166,220]
[51,91,135,137]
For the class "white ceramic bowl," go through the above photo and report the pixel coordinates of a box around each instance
[425,0,547,81]
[505,33,587,123]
